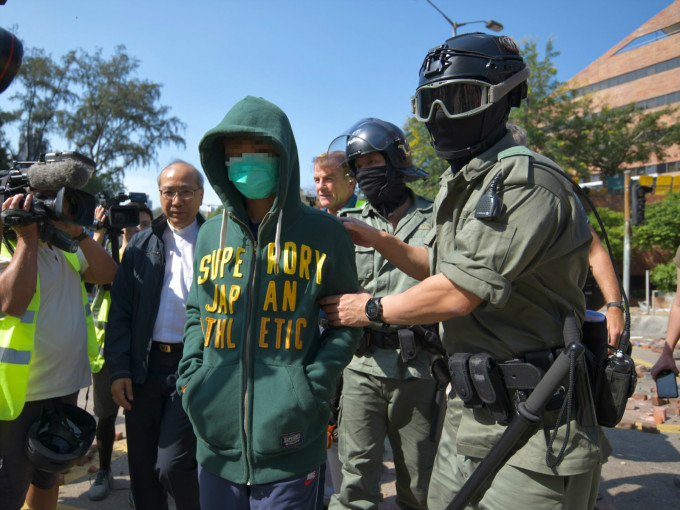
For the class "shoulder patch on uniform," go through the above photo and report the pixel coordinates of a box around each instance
[497,146,533,161]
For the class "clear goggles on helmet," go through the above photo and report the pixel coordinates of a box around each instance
[411,67,530,122]
[325,133,390,170]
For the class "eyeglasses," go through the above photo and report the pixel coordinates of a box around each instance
[159,189,200,200]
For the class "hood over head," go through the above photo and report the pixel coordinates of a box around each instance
[199,96,301,221]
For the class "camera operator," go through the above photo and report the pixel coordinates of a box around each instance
[87,202,152,501]
[0,191,117,510]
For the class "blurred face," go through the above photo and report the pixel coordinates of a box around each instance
[223,136,278,159]
[314,164,355,215]
[122,210,152,242]
[158,163,204,229]
[354,152,386,172]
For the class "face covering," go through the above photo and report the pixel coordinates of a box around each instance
[226,153,280,199]
[426,97,510,164]
[356,166,408,217]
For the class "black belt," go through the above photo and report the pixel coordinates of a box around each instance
[449,349,563,425]
[364,329,400,349]
[152,341,183,354]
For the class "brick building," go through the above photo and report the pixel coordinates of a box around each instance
[565,0,680,181]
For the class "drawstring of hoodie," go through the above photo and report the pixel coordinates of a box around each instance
[274,209,283,270]
[220,210,228,248]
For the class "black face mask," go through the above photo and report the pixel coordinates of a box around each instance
[356,166,408,217]
[426,97,510,164]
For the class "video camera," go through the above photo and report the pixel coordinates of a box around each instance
[93,191,148,232]
[0,152,97,253]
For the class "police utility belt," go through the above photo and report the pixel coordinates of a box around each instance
[449,348,566,426]
[357,324,443,363]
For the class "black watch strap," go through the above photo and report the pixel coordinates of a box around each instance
[365,297,383,323]
[606,301,624,311]
[73,230,90,242]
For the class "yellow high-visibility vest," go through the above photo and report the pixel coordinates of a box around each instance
[0,240,101,421]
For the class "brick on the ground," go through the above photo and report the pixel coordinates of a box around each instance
[652,394,669,406]
[653,406,667,424]
[617,419,636,430]
[640,422,659,433]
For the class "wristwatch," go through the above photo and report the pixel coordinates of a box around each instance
[365,297,383,323]
[606,301,624,311]
[73,230,90,242]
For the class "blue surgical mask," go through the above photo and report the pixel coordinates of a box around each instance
[226,153,280,199]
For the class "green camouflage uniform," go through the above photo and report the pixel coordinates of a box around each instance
[329,190,441,510]
[426,133,611,510]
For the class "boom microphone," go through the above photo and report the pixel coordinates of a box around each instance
[27,158,93,191]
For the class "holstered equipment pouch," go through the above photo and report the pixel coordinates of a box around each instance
[469,353,514,425]
[398,328,418,363]
[581,315,637,427]
[496,361,544,390]
[450,353,483,407]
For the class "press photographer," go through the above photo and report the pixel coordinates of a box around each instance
[92,190,148,264]
[0,149,117,509]
[88,198,151,501]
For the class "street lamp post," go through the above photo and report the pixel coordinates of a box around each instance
[424,0,504,36]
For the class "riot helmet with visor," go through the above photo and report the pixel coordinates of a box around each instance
[413,33,529,162]
[327,118,428,181]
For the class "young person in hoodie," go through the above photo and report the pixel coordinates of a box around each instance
[177,96,361,509]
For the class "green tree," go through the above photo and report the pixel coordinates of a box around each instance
[5,48,73,160]
[508,38,680,178]
[207,205,224,219]
[588,207,624,263]
[509,37,570,160]
[402,116,447,199]
[58,46,186,191]
[632,191,680,253]
[555,100,680,178]
[650,261,677,293]
[2,45,185,195]
[0,112,16,170]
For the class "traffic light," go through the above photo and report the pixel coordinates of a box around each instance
[632,183,653,226]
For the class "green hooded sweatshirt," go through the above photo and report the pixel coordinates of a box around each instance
[177,96,360,485]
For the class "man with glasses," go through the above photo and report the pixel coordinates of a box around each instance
[322,33,609,509]
[105,161,204,510]
[87,202,154,501]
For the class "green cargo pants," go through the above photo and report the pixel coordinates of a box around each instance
[426,398,602,510]
[329,368,442,510]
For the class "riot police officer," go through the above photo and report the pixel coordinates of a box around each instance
[322,33,609,510]
[326,118,444,510]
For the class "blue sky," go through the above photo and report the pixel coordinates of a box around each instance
[0,0,672,209]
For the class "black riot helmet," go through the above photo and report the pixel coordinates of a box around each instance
[327,118,428,181]
[25,403,96,473]
[412,33,529,162]
[0,27,23,94]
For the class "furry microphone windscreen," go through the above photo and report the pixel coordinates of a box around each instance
[27,159,92,190]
